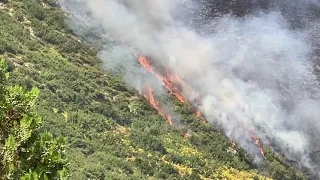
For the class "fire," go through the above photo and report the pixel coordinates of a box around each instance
[138,56,163,80]
[139,56,186,103]
[249,131,266,159]
[163,76,185,103]
[195,111,201,117]
[195,110,206,123]
[138,55,265,159]
[184,132,190,139]
[240,122,266,159]
[138,56,206,124]
[139,56,152,71]
[145,87,173,125]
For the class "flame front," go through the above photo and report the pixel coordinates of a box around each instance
[139,56,207,124]
[138,56,163,81]
[195,110,206,123]
[163,76,185,103]
[249,131,266,159]
[138,55,265,159]
[146,87,173,125]
[139,56,185,103]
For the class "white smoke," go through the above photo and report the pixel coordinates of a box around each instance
[59,0,320,173]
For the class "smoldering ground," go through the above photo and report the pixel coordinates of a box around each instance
[58,0,320,177]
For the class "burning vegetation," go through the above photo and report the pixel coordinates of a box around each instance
[139,55,266,159]
[144,86,173,125]
[139,56,186,103]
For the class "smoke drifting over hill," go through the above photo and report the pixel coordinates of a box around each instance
[58,0,320,176]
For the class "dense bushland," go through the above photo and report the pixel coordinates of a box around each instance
[0,0,306,179]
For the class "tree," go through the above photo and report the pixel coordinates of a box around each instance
[0,58,68,179]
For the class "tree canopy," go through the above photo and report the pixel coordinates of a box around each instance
[0,58,67,179]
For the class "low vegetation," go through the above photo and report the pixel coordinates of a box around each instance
[0,0,307,179]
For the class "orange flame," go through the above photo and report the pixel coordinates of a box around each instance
[195,110,207,123]
[139,56,163,80]
[139,56,207,124]
[249,131,266,159]
[139,56,153,72]
[195,111,201,117]
[138,56,266,158]
[146,87,173,125]
[184,132,190,139]
[139,56,185,103]
[163,76,185,103]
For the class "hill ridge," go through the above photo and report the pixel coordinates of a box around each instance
[0,0,306,179]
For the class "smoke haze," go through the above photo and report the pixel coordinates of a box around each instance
[58,0,320,176]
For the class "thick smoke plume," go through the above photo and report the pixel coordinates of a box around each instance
[59,0,320,175]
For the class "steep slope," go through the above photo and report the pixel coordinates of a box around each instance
[0,0,306,179]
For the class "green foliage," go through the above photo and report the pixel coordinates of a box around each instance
[23,0,46,21]
[0,0,308,179]
[43,0,59,7]
[0,58,68,179]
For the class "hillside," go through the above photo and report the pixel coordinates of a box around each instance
[0,0,307,179]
